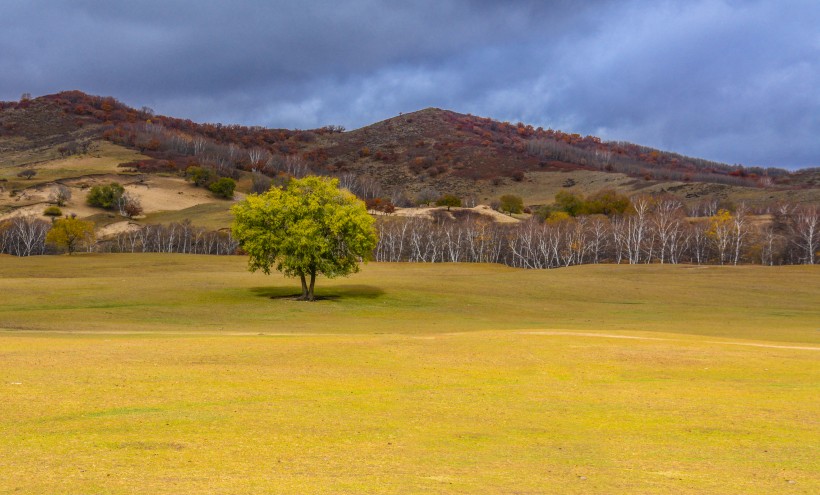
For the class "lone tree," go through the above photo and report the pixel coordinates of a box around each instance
[49,184,72,206]
[17,169,36,180]
[46,217,95,254]
[231,176,378,301]
[435,194,462,211]
[499,194,524,215]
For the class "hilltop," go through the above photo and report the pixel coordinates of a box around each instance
[1,91,818,230]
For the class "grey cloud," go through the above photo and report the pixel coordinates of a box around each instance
[1,0,818,168]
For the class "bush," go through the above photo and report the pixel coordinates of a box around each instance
[87,183,125,209]
[435,194,462,211]
[251,172,272,194]
[185,166,214,187]
[499,194,524,215]
[117,192,143,218]
[208,177,236,199]
[365,197,396,214]
[50,184,72,206]
[43,205,62,217]
[17,169,36,180]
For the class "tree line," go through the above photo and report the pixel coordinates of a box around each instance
[374,200,818,266]
[1,218,237,256]
[2,200,817,266]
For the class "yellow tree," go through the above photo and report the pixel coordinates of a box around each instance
[46,217,95,255]
[231,176,378,300]
[707,209,733,264]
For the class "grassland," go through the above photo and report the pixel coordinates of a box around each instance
[0,256,818,494]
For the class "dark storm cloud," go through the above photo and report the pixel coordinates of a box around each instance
[1,0,818,168]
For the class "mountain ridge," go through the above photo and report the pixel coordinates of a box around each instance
[1,91,818,215]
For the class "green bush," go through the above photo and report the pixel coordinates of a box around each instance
[87,183,125,209]
[186,166,214,187]
[499,194,524,215]
[208,177,236,199]
[435,194,462,211]
[43,205,62,217]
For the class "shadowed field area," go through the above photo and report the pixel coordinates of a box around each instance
[0,255,817,493]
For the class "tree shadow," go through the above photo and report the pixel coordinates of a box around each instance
[249,285,384,301]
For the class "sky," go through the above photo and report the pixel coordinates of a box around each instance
[2,0,818,169]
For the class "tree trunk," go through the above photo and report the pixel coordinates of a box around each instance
[307,269,316,301]
[299,272,308,300]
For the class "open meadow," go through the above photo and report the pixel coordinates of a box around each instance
[1,255,818,494]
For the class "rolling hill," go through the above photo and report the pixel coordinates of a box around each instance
[1,91,818,230]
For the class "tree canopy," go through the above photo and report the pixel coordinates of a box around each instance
[46,217,95,254]
[499,194,524,215]
[86,183,124,209]
[231,176,378,300]
[435,194,462,211]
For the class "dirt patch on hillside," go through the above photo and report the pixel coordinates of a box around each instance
[121,176,221,213]
[393,205,520,223]
[97,221,142,237]
[1,174,224,222]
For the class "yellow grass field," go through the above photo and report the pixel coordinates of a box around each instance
[0,255,818,494]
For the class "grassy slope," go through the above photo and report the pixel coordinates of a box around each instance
[0,256,817,494]
[141,202,236,231]
[0,140,144,187]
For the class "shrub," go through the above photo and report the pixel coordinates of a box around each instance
[251,172,272,194]
[87,183,125,209]
[17,169,36,180]
[50,184,72,206]
[499,194,524,215]
[185,166,214,187]
[43,205,62,217]
[208,177,236,199]
[117,192,143,218]
[366,197,396,214]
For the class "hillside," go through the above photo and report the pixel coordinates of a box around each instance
[1,91,818,230]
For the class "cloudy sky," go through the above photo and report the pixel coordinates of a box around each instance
[2,0,818,169]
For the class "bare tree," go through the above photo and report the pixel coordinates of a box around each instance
[248,148,268,168]
[49,184,72,206]
[731,204,751,265]
[192,136,207,155]
[116,192,143,218]
[251,171,273,194]
[652,197,684,264]
[790,205,819,264]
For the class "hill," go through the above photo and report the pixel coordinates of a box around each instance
[1,91,818,230]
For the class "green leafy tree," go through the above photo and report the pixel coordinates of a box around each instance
[498,194,524,215]
[185,166,214,187]
[554,191,585,216]
[208,177,236,199]
[87,183,125,209]
[584,189,631,216]
[231,176,378,301]
[46,217,95,254]
[435,194,462,211]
